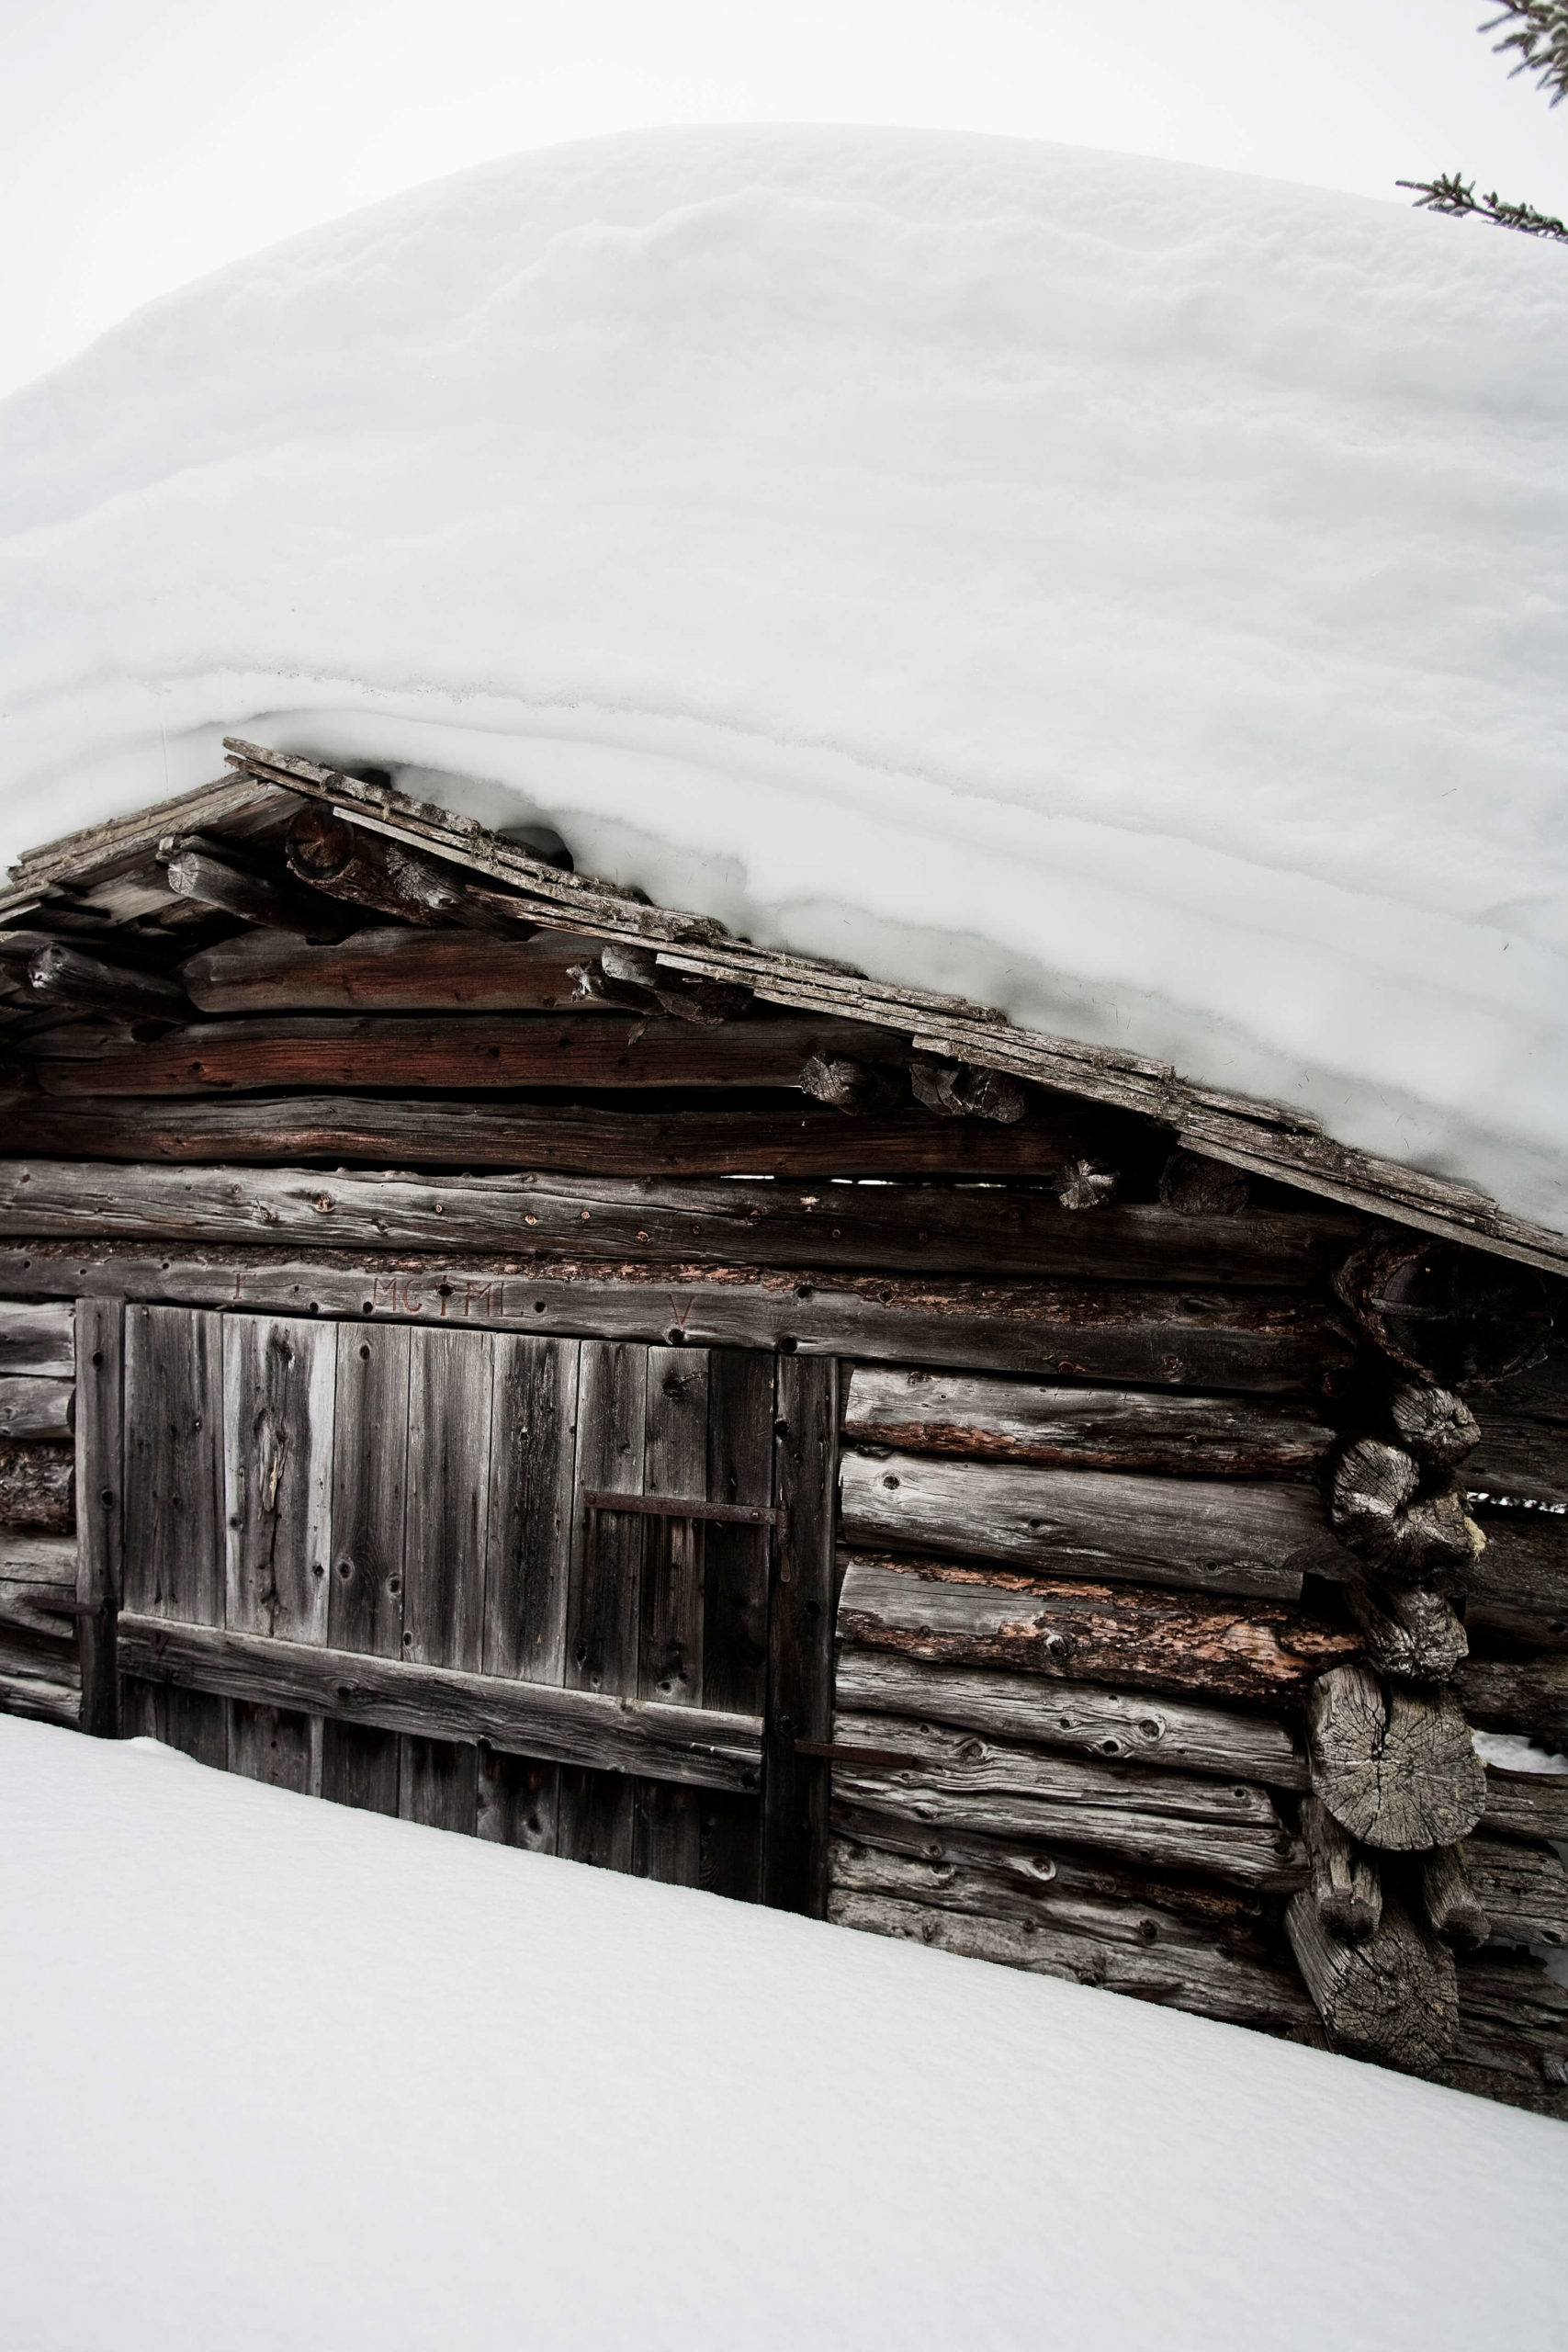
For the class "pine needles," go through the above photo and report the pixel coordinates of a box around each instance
[1396,170,1568,242]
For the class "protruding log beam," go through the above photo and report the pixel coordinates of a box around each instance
[1300,1793,1382,1941]
[284,806,530,934]
[1417,1843,1490,1951]
[908,1057,1027,1124]
[596,940,752,1026]
[799,1053,904,1115]
[1328,1438,1479,1585]
[1053,1158,1119,1211]
[182,923,607,1014]
[25,943,188,1019]
[160,839,349,940]
[1463,1834,1568,1950]
[1335,1236,1552,1386]
[1286,1890,1458,2070]
[1454,1654,1568,1747]
[836,1552,1361,1708]
[1388,1380,1481,1472]
[1341,1575,1468,1683]
[0,1439,73,1530]
[1306,1664,1486,1850]
[1159,1149,1250,1216]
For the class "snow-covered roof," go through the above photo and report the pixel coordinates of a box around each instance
[2,128,1564,1234]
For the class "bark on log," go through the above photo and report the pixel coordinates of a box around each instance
[1481,1763,1568,1845]
[182,923,609,1013]
[1300,1793,1382,1941]
[0,1439,73,1530]
[1341,1575,1468,1684]
[1388,1381,1481,1472]
[1159,1150,1250,1216]
[837,1551,1361,1707]
[1335,1236,1552,1387]
[834,1645,1307,1786]
[284,806,530,934]
[0,1158,1362,1288]
[1463,1833,1568,1950]
[842,1364,1331,1477]
[161,842,348,940]
[1306,1665,1487,1850]
[1328,1438,1480,1585]
[1454,1654,1567,1747]
[840,1446,1346,1601]
[1286,1890,1458,2070]
[26,943,189,1019]
[1416,1843,1490,1952]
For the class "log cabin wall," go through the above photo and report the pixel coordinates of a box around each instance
[0,750,1562,2120]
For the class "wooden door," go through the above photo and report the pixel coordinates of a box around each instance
[113,1306,834,1908]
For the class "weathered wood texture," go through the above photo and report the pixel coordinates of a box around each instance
[120,1302,228,1766]
[0,1438,73,1529]
[841,1366,1332,1477]
[1306,1666,1486,1851]
[1482,1763,1568,1845]
[1466,1354,1568,1507]
[761,1355,837,1917]
[834,1645,1307,1787]
[0,1374,73,1439]
[1460,1514,1568,1615]
[1455,1654,1567,1747]
[1337,1237,1553,1386]
[1341,1576,1468,1684]
[1299,1794,1382,1942]
[0,1529,77,1637]
[840,1448,1346,1601]
[0,1159,1361,1287]
[1464,1833,1568,1950]
[1416,1843,1489,1952]
[1286,1891,1458,2070]
[838,1552,1360,1707]
[181,924,613,1012]
[0,1299,73,1374]
[0,1619,79,1726]
[1327,1438,1479,1586]
[0,1244,1351,1392]
[1428,1955,1568,2120]
[73,1295,122,1736]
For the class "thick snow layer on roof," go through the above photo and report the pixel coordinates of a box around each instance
[3,1715,1565,2352]
[1,128,1565,1222]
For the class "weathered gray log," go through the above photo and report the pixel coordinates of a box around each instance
[1454,1654,1568,1747]
[1464,1352,1568,1506]
[1388,1381,1481,1472]
[1481,1762,1568,1844]
[1341,1575,1468,1683]
[25,943,189,1019]
[1463,1594,1568,1653]
[285,805,529,934]
[0,1439,73,1530]
[0,1300,73,1376]
[834,1645,1307,1786]
[0,1637,78,1725]
[1299,1793,1382,1941]
[829,1707,1304,1886]
[829,1872,1318,2033]
[117,1615,761,1791]
[798,1054,904,1115]
[1416,1843,1490,1952]
[1328,1438,1480,1584]
[1306,1664,1486,1850]
[1336,1235,1552,1387]
[840,1447,1345,1601]
[182,923,608,1014]
[1286,1890,1458,2069]
[1159,1150,1250,1216]
[1053,1159,1119,1211]
[1433,1954,1568,2117]
[0,1375,73,1440]
[0,1159,1363,1287]
[1464,1833,1568,1949]
[841,1364,1331,1477]
[161,841,348,940]
[0,1529,78,1638]
[596,940,752,1027]
[0,1241,1352,1396]
[837,1552,1360,1707]
[1458,1514,1568,1615]
[908,1059,1027,1124]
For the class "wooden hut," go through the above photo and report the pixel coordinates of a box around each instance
[0,737,1563,2115]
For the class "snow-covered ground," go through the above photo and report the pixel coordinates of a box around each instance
[1,128,1565,1227]
[2,1714,1564,2351]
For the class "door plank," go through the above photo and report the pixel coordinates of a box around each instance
[74,1296,123,1738]
[478,1752,560,1854]
[122,1304,225,1624]
[697,1349,776,1901]
[400,1325,494,1832]
[640,1347,710,1708]
[559,1342,648,1864]
[484,1336,580,1682]
[321,1319,411,1816]
[762,1355,838,1917]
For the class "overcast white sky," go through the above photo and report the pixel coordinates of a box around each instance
[3,0,1566,398]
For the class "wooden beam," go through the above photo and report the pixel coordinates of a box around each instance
[1299,1793,1382,1942]
[1460,1514,1568,1615]
[0,1375,73,1440]
[1286,1891,1458,2068]
[839,1446,1345,1600]
[1306,1665,1487,1851]
[761,1356,837,1917]
[161,841,348,940]
[0,1159,1363,1288]
[116,1615,763,1791]
[73,1296,121,1736]
[1416,1844,1490,1952]
[1454,1654,1567,1747]
[0,1301,73,1376]
[1341,1575,1469,1684]
[1482,1764,1568,1845]
[24,944,189,1019]
[0,1244,1353,1394]
[180,922,612,1013]
[284,805,532,935]
[0,1529,77,1639]
[1464,1833,1568,1950]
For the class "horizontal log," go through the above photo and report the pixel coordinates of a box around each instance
[161,842,350,940]
[0,1091,1140,1182]
[834,1646,1307,1787]
[1286,1891,1457,2070]
[1464,1834,1568,1950]
[284,806,528,935]
[1300,1793,1382,1942]
[828,1879,1318,2035]
[0,1244,1349,1393]
[181,923,609,1012]
[1482,1762,1568,1845]
[1460,1513,1568,1614]
[841,1365,1332,1477]
[0,1439,73,1531]
[0,1532,76,1637]
[0,1159,1363,1288]
[0,1299,73,1376]
[1439,1954,1568,2114]
[1466,1354,1568,1506]
[30,1013,900,1098]
[117,1616,762,1792]
[0,1667,78,1726]
[1454,1654,1567,1746]
[1463,1594,1568,1654]
[0,1374,73,1440]
[1307,1666,1486,1851]
[1341,1576,1468,1684]
[837,1552,1361,1707]
[840,1448,1345,1601]
[25,943,189,1019]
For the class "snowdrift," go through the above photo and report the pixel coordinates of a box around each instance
[2,1713,1565,2351]
[1,128,1565,1221]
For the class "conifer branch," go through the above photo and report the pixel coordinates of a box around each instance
[1481,4,1568,107]
[1396,170,1568,243]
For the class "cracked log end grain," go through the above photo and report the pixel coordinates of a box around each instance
[1341,1575,1468,1684]
[1328,1437,1482,1586]
[1307,1662,1486,1851]
[1287,1889,1459,2071]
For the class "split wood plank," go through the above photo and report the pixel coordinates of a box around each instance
[0,1438,74,1531]
[761,1354,837,1917]
[73,1296,121,1736]
[0,1300,73,1375]
[180,923,609,1012]
[695,1348,776,1901]
[115,1616,764,1789]
[834,1645,1307,1787]
[0,1159,1362,1287]
[836,1551,1361,1708]
[0,1376,73,1440]
[0,1245,1351,1395]
[841,1365,1332,1476]
[477,1753,561,1854]
[631,1343,713,1890]
[840,1448,1345,1601]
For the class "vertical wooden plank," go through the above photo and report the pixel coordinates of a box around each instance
[229,1702,314,1792]
[400,1327,493,1834]
[74,1295,123,1738]
[761,1354,838,1917]
[477,1751,559,1853]
[558,1341,647,1864]
[121,1304,227,1768]
[632,1346,709,1885]
[321,1320,410,1816]
[558,1766,637,1872]
[699,1349,776,1902]
[484,1336,580,1681]
[321,1720,400,1816]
